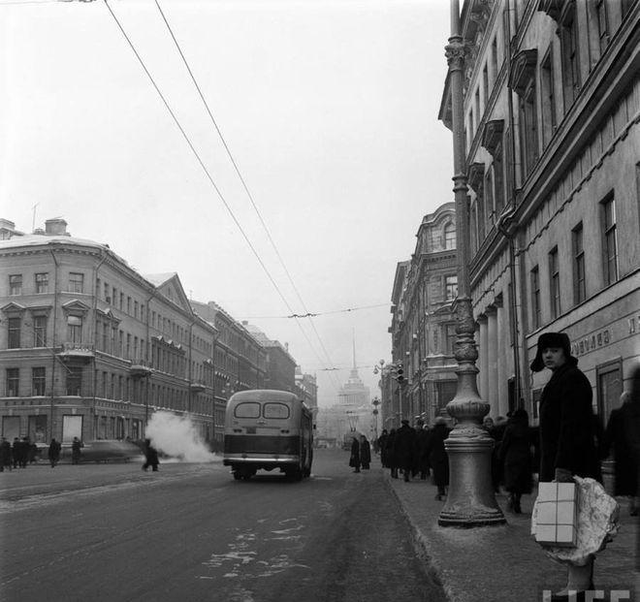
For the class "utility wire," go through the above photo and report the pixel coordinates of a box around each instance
[241,302,389,320]
[102,0,340,388]
[153,0,342,389]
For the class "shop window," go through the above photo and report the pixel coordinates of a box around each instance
[597,359,622,427]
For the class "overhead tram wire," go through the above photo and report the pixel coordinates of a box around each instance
[153,0,342,390]
[101,0,339,388]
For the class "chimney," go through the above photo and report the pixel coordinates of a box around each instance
[45,218,69,236]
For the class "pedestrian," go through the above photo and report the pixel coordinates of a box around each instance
[48,438,61,468]
[413,419,430,480]
[348,435,361,473]
[11,438,22,469]
[393,419,416,482]
[499,408,533,514]
[601,375,640,516]
[71,436,83,465]
[19,437,30,468]
[426,417,450,500]
[533,331,602,600]
[142,438,160,472]
[385,429,398,478]
[377,429,389,467]
[0,438,12,472]
[359,435,371,470]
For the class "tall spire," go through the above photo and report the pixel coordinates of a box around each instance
[352,328,356,369]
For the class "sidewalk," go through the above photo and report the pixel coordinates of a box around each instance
[385,470,638,602]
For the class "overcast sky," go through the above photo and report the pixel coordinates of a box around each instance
[1,0,454,407]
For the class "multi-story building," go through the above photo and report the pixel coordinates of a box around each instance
[190,301,267,449]
[438,0,639,424]
[295,366,318,418]
[0,218,218,445]
[389,203,459,426]
[241,322,297,393]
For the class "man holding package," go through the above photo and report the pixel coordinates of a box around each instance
[532,332,603,601]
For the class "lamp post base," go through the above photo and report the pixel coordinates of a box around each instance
[438,433,506,527]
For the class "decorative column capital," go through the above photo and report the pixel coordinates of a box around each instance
[445,38,467,72]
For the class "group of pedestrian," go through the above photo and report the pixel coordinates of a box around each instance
[0,436,39,471]
[348,434,371,473]
[375,417,451,499]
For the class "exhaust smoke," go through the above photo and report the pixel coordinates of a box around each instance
[146,411,218,463]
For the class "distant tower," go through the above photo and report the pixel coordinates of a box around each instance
[338,331,370,407]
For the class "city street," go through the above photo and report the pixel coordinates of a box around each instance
[0,449,446,602]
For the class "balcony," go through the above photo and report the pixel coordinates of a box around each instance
[129,359,153,378]
[57,342,95,363]
[190,381,206,393]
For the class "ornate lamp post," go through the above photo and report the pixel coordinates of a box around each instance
[438,0,505,527]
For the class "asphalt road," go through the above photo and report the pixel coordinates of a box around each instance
[0,449,446,602]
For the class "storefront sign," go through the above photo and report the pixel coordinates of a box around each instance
[571,329,611,357]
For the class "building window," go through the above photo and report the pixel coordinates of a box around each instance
[601,194,618,285]
[597,359,622,426]
[35,272,49,294]
[519,81,538,177]
[6,368,19,396]
[530,266,541,330]
[485,169,495,225]
[549,247,561,319]
[32,367,46,396]
[66,367,83,396]
[596,0,609,54]
[560,5,580,111]
[8,317,21,348]
[68,272,84,293]
[445,275,458,301]
[444,223,456,249]
[436,381,457,414]
[67,315,83,343]
[9,274,22,296]
[572,223,586,304]
[490,37,498,85]
[34,315,47,347]
[445,323,457,355]
[540,49,557,147]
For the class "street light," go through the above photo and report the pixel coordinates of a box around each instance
[438,0,505,527]
[372,397,380,439]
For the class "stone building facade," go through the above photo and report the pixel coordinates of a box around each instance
[439,0,639,424]
[388,202,458,427]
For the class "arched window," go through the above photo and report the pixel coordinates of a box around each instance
[444,223,456,249]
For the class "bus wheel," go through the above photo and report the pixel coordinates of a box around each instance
[233,471,242,480]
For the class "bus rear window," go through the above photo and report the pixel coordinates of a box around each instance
[263,403,290,419]
[234,402,260,419]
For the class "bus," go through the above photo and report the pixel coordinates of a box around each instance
[223,389,313,481]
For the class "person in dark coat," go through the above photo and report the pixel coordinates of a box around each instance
[0,438,12,472]
[601,386,640,515]
[142,438,160,472]
[48,438,62,468]
[71,437,83,465]
[499,409,533,513]
[348,435,361,473]
[393,420,416,482]
[426,417,450,499]
[413,420,430,480]
[533,332,601,598]
[377,429,389,468]
[12,438,22,469]
[359,435,371,470]
[385,429,398,478]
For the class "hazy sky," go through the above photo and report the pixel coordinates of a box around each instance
[1,0,454,407]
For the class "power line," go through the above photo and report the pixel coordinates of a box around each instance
[101,0,341,389]
[241,302,389,319]
[152,0,342,389]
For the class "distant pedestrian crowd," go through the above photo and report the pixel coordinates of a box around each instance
[0,436,84,470]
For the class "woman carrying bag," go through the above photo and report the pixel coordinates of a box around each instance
[532,332,606,601]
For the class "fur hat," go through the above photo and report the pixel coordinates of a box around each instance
[530,332,573,372]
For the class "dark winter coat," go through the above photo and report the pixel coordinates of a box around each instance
[385,430,397,469]
[414,428,431,475]
[0,440,12,466]
[601,404,639,496]
[48,440,61,462]
[538,359,601,483]
[348,438,360,469]
[393,424,416,472]
[377,432,389,467]
[499,418,533,494]
[426,424,450,487]
[360,439,371,469]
